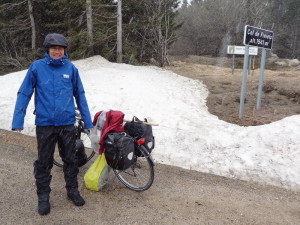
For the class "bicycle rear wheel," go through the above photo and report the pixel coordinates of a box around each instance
[53,132,95,168]
[113,145,154,191]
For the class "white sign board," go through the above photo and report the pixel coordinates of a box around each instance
[227,45,258,55]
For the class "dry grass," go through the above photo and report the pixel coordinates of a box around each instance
[166,55,300,126]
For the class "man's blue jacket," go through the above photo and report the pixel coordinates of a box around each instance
[12,53,93,130]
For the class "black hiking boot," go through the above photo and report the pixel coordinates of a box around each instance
[67,189,85,206]
[38,194,50,215]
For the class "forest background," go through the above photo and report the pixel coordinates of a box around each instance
[0,0,299,75]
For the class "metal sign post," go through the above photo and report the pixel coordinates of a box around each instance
[239,46,250,119]
[248,56,252,75]
[232,55,235,75]
[238,25,274,119]
[256,48,267,109]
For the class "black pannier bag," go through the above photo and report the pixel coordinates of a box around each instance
[124,116,155,156]
[74,139,88,167]
[103,132,135,170]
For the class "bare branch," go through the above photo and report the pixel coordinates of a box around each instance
[0,0,27,11]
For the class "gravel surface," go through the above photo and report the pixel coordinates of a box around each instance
[1,129,300,224]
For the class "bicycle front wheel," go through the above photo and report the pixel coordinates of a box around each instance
[113,145,154,191]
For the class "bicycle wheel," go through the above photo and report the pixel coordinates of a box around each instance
[53,131,95,168]
[113,145,154,191]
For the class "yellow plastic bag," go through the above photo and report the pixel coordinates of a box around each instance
[84,154,110,191]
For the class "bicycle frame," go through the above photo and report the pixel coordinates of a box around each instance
[53,109,95,168]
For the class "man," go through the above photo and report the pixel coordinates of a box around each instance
[12,33,93,215]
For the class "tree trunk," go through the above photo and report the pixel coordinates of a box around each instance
[86,0,94,55]
[28,0,36,50]
[117,0,122,63]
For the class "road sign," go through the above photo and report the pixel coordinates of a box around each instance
[243,25,274,49]
[239,25,274,119]
[227,45,258,55]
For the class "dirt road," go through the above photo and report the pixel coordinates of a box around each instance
[1,129,299,225]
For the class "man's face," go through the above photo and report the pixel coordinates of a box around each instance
[49,46,65,59]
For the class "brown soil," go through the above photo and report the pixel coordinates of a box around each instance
[166,55,300,126]
[1,56,300,224]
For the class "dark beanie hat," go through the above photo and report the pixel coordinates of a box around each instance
[43,33,68,48]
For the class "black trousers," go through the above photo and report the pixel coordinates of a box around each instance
[34,125,78,195]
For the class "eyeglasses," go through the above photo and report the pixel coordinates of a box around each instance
[49,47,64,52]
